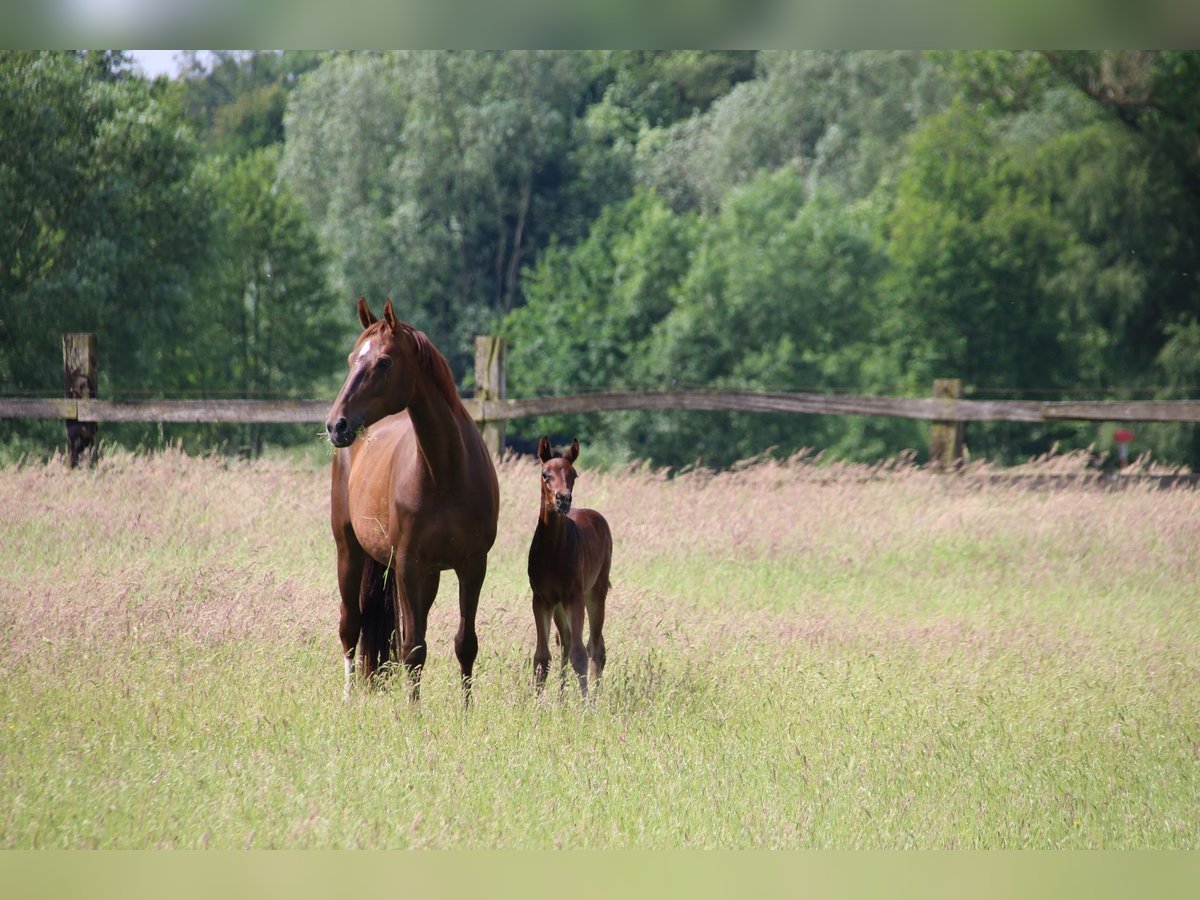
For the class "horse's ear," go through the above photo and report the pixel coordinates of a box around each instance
[537,436,553,463]
[383,298,399,333]
[357,297,376,329]
[566,438,580,463]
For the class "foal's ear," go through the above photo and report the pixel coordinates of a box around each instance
[566,438,580,463]
[357,297,377,328]
[383,298,399,333]
[537,436,553,463]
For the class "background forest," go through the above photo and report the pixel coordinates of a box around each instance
[2,50,1198,467]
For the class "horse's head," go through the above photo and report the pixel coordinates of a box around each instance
[537,435,580,516]
[326,297,418,448]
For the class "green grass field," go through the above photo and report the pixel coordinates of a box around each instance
[1,448,1197,848]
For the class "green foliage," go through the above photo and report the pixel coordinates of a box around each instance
[889,60,1200,462]
[3,50,1199,467]
[0,51,213,397]
[634,51,951,211]
[0,51,338,458]
[501,191,698,453]
[183,146,342,452]
[502,173,917,468]
[176,51,324,157]
[280,51,606,376]
[885,103,1073,390]
[600,50,757,128]
[634,171,913,466]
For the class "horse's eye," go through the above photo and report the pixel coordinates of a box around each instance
[376,356,392,371]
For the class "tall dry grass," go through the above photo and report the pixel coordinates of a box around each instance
[1,447,1197,847]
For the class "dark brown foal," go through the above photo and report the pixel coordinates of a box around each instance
[527,436,612,698]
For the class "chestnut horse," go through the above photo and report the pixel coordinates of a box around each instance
[527,436,612,697]
[326,298,499,701]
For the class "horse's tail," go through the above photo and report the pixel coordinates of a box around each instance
[359,555,399,682]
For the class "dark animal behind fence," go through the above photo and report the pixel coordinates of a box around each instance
[527,436,612,698]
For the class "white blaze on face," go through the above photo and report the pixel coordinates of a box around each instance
[357,340,372,364]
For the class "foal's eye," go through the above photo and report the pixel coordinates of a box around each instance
[376,356,392,371]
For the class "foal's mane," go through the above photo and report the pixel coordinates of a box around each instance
[388,321,468,418]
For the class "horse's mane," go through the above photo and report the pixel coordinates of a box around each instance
[395,322,468,418]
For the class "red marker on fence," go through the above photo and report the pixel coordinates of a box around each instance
[1114,428,1134,466]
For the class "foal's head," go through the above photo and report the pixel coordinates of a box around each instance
[537,436,580,516]
[326,297,419,447]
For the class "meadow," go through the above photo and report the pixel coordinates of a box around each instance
[0,447,1197,848]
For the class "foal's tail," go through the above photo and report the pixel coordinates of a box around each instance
[359,555,399,681]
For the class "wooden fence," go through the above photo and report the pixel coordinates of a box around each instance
[3,334,1199,467]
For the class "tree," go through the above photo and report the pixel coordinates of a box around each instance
[500,191,698,456]
[502,172,908,469]
[0,51,213,398]
[935,52,1200,464]
[184,146,340,453]
[1041,52,1200,204]
[634,51,952,212]
[631,170,904,467]
[278,52,410,324]
[176,51,324,157]
[281,51,607,377]
[600,51,757,128]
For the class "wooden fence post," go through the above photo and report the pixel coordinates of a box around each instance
[474,335,507,457]
[63,333,98,468]
[930,378,963,470]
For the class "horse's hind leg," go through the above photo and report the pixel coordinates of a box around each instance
[584,579,608,689]
[359,556,399,687]
[454,557,486,706]
[552,605,571,694]
[562,600,589,698]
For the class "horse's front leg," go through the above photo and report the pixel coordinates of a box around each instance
[335,540,366,700]
[552,605,572,695]
[398,563,439,703]
[454,556,487,706]
[532,597,553,694]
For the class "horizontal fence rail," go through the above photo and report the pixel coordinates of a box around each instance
[466,392,1200,425]
[0,398,331,424]
[5,333,1199,468]
[4,393,1200,425]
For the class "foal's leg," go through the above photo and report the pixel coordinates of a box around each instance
[552,605,572,694]
[584,580,608,689]
[398,564,439,702]
[565,600,590,698]
[454,556,487,705]
[532,597,553,694]
[335,541,365,699]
